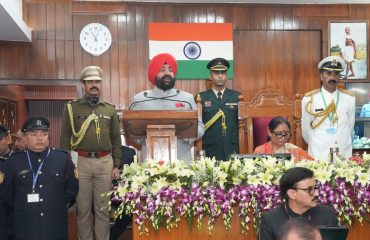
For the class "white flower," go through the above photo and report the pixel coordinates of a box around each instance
[247,174,261,186]
[242,160,256,174]
[257,171,273,185]
[151,177,169,195]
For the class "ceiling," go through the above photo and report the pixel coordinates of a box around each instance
[1,0,370,42]
[0,0,31,42]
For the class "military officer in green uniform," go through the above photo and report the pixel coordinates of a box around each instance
[60,66,122,240]
[197,58,241,161]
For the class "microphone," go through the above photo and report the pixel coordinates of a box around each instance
[129,90,193,110]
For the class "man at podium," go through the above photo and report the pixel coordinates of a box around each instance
[130,53,205,161]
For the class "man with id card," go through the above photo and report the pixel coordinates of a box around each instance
[1,116,78,240]
[301,56,355,160]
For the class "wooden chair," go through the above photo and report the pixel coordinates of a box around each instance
[238,89,303,154]
[195,94,246,157]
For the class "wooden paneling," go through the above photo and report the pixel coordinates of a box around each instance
[26,100,69,147]
[0,0,370,109]
[24,86,77,100]
[1,2,370,111]
[72,1,126,14]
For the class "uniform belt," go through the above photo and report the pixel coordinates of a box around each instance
[77,150,110,158]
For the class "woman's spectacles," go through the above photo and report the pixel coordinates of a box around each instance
[272,131,291,139]
[292,185,319,196]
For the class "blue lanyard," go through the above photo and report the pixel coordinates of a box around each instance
[26,148,50,192]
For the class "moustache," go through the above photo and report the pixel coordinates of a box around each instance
[89,87,99,91]
[328,79,337,84]
[161,75,173,81]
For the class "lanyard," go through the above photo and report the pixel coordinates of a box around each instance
[26,148,51,192]
[320,90,339,122]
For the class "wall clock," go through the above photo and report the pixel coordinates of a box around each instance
[80,23,112,56]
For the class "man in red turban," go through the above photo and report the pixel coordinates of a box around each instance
[130,53,204,161]
[147,53,178,86]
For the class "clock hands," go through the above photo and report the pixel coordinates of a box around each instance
[90,28,101,42]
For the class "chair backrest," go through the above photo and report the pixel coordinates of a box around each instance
[238,89,302,153]
[195,94,245,158]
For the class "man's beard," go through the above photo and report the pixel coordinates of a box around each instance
[155,75,175,91]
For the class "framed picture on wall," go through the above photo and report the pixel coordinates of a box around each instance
[329,21,368,80]
[345,82,370,148]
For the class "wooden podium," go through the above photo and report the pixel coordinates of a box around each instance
[122,110,198,162]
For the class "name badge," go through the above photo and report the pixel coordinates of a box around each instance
[27,193,40,203]
[325,127,336,135]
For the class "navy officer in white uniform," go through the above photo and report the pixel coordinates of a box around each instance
[130,53,205,161]
[301,56,355,160]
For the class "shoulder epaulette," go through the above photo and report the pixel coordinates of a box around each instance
[51,147,69,153]
[304,89,320,97]
[104,101,116,107]
[339,88,355,96]
[68,99,79,104]
[8,150,25,157]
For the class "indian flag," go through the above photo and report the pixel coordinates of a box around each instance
[148,23,234,79]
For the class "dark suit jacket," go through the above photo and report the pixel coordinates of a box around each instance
[258,203,339,240]
[1,149,78,240]
[199,88,240,160]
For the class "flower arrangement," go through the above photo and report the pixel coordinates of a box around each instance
[110,156,370,236]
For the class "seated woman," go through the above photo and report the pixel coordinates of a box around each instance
[254,116,313,161]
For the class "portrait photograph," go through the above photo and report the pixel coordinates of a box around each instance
[329,21,368,80]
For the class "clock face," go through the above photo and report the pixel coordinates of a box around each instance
[80,23,112,56]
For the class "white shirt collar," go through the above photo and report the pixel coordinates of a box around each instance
[212,88,225,97]
[321,87,338,99]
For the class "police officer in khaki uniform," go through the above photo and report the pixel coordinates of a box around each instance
[60,66,122,240]
[197,58,241,160]
[2,116,78,240]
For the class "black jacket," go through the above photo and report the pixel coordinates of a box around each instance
[258,203,339,240]
[1,148,78,240]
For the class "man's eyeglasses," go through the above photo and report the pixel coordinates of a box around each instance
[272,131,291,139]
[292,185,319,196]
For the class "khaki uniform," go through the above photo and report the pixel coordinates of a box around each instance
[60,96,121,240]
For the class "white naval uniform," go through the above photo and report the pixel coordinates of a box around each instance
[130,86,205,161]
[301,87,355,160]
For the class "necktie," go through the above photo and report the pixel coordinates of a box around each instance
[217,92,222,101]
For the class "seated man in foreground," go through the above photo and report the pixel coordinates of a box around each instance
[278,218,322,240]
[130,53,204,161]
[258,167,338,240]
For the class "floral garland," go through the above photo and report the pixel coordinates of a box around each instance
[109,155,370,235]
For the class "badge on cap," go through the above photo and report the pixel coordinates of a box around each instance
[330,59,338,67]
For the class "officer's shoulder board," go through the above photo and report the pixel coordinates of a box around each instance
[105,101,116,107]
[51,148,72,158]
[8,150,25,157]
[339,88,355,97]
[304,89,320,97]
[68,99,80,105]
